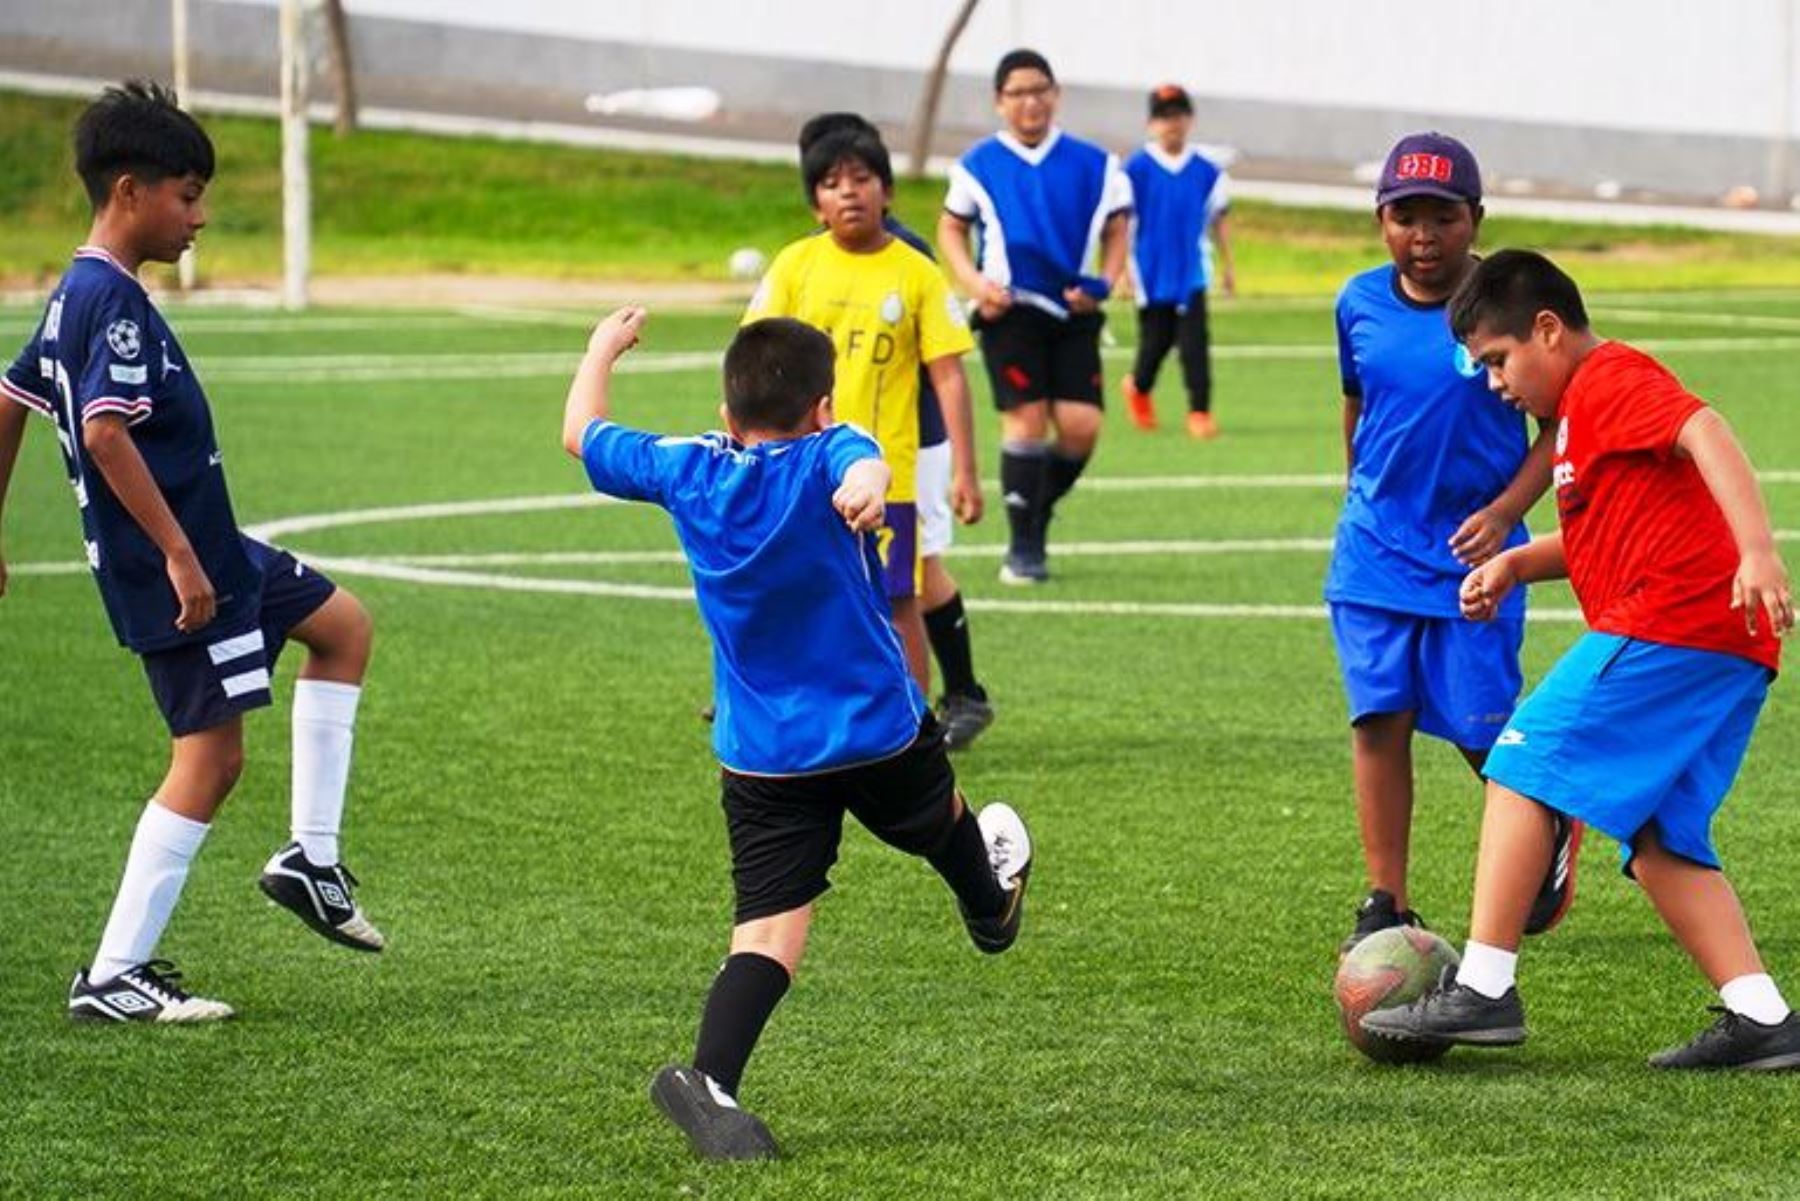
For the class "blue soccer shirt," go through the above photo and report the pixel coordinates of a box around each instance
[944,127,1133,319]
[1326,264,1531,618]
[580,419,925,776]
[1124,143,1230,307]
[3,247,258,652]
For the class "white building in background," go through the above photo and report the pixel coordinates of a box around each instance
[4,0,1798,200]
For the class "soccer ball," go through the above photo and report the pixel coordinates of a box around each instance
[1333,925,1460,1064]
[728,247,766,280]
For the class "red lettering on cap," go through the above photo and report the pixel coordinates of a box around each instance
[1395,153,1454,183]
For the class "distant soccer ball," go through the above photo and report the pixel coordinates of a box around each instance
[1333,925,1460,1064]
[728,247,766,280]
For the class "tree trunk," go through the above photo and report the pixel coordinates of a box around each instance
[321,0,358,137]
[906,0,979,178]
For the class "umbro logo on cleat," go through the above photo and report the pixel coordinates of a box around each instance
[317,881,349,909]
[105,990,156,1014]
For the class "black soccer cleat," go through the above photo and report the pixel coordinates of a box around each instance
[961,802,1032,954]
[1339,889,1425,956]
[938,692,996,752]
[1359,965,1527,1047]
[1524,815,1584,936]
[649,1064,780,1161]
[998,552,1049,586]
[68,959,234,1024]
[1648,1007,1800,1071]
[259,842,386,952]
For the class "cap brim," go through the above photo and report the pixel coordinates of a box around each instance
[1377,183,1478,208]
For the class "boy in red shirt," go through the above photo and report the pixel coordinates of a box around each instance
[1363,250,1799,1069]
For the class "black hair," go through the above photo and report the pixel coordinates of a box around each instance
[1448,249,1590,341]
[724,318,836,433]
[800,128,893,202]
[797,111,877,154]
[994,49,1054,93]
[74,79,214,210]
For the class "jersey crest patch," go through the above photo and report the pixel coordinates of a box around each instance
[106,319,142,360]
[879,291,904,325]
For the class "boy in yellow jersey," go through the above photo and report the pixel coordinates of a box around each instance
[745,124,981,713]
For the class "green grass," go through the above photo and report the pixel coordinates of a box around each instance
[13,87,1800,293]
[3,291,1800,1199]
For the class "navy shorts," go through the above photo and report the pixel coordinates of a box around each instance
[140,538,337,736]
[720,716,958,924]
[977,306,1105,409]
[1329,600,1524,751]
[1485,634,1770,873]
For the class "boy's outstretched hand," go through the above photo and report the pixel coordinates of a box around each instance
[587,305,647,363]
[1449,505,1511,567]
[1733,547,1795,637]
[833,459,890,533]
[1459,553,1519,623]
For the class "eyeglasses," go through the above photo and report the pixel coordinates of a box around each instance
[999,83,1055,102]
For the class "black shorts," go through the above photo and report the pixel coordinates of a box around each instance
[977,306,1105,410]
[720,717,958,924]
[140,539,337,736]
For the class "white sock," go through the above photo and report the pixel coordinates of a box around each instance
[1720,973,1791,1025]
[1455,940,1519,999]
[292,679,361,866]
[91,801,210,985]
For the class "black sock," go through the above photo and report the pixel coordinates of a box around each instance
[999,442,1049,557]
[928,803,1005,919]
[924,592,983,700]
[692,951,791,1099]
[1045,450,1090,510]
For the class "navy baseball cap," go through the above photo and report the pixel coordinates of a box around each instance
[1376,132,1481,207]
[1148,84,1193,118]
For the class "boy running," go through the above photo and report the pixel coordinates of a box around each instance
[938,49,1133,585]
[0,82,384,1023]
[754,115,994,749]
[561,309,1033,1159]
[1328,132,1576,952]
[1121,84,1236,439]
[1364,250,1800,1069]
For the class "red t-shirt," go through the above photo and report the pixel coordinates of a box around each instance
[1555,342,1779,672]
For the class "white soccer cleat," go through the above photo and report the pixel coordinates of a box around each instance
[978,801,1032,892]
[68,960,235,1024]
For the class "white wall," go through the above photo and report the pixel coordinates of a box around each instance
[232,0,1799,139]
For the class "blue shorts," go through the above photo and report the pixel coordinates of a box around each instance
[1484,634,1770,872]
[1329,601,1523,750]
[140,538,338,736]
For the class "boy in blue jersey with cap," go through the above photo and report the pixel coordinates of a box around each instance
[1329,132,1577,952]
[0,82,385,1024]
[1121,84,1236,440]
[561,308,1033,1161]
[939,49,1133,585]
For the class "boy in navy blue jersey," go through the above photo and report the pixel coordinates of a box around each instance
[0,82,384,1023]
[1121,84,1236,440]
[939,49,1133,585]
[561,309,1033,1160]
[1328,132,1576,952]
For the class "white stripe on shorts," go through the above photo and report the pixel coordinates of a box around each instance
[221,668,272,698]
[207,629,266,666]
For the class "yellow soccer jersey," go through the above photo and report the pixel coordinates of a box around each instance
[743,234,974,504]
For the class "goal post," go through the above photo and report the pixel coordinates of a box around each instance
[279,0,311,309]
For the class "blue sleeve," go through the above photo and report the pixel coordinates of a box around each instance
[75,283,155,426]
[823,423,883,486]
[1334,294,1362,398]
[2,326,53,418]
[580,420,679,505]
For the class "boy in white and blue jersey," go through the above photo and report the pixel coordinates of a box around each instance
[1329,132,1576,952]
[1121,84,1236,440]
[0,83,385,1025]
[560,310,1032,1161]
[938,49,1133,585]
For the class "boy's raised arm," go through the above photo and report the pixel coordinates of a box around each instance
[561,305,647,457]
[1677,407,1795,636]
[832,457,891,534]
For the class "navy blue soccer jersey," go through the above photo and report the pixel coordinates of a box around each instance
[2,247,256,652]
[1124,143,1230,306]
[944,128,1133,319]
[580,419,925,776]
[1325,264,1532,618]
